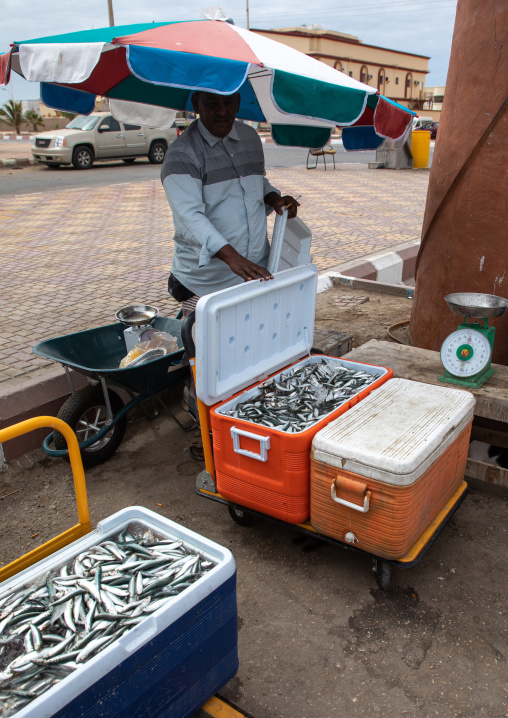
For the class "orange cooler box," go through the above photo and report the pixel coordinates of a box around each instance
[211,355,392,523]
[194,265,391,525]
[310,378,475,559]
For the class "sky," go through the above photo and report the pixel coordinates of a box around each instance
[1,0,458,103]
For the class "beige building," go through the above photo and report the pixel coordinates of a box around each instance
[423,86,445,113]
[253,25,436,115]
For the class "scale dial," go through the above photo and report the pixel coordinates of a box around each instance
[440,328,492,378]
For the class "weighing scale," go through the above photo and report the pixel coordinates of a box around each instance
[115,304,159,352]
[439,293,508,389]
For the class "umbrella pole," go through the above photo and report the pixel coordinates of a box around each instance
[107,0,115,27]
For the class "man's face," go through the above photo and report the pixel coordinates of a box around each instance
[191,92,240,138]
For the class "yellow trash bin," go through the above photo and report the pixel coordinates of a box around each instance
[411,130,431,169]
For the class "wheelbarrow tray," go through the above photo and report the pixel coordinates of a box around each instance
[33,317,188,394]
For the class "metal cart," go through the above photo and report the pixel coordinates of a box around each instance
[181,273,470,589]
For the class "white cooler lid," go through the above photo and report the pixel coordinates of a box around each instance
[312,378,475,485]
[196,264,318,406]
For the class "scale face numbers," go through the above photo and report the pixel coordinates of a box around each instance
[440,328,492,377]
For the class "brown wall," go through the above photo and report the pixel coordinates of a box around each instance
[410,0,508,365]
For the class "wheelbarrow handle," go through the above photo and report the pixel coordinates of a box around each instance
[181,310,196,359]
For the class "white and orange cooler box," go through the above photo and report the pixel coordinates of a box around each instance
[195,265,392,524]
[310,378,475,559]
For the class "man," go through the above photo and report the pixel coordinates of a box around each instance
[161,90,300,318]
[161,91,299,452]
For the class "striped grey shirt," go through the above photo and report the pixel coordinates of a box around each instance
[161,119,279,297]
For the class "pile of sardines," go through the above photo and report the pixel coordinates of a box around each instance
[220,359,376,433]
[0,524,215,717]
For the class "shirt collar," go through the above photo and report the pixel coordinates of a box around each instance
[198,119,240,146]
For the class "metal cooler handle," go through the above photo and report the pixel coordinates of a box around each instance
[331,477,371,513]
[231,426,270,462]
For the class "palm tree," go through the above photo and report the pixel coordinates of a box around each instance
[24,108,44,132]
[0,99,24,134]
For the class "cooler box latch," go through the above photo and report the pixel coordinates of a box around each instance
[231,426,271,462]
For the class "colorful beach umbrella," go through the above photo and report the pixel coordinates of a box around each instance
[1,19,415,148]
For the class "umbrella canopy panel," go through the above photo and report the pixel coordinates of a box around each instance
[2,19,415,148]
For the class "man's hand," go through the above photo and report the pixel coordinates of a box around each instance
[215,244,273,282]
[264,192,300,219]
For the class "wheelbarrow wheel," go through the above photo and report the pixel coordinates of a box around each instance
[53,386,127,468]
[228,506,256,527]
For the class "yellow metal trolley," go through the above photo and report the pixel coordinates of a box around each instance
[0,416,92,583]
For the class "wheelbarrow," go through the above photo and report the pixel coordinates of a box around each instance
[33,315,189,467]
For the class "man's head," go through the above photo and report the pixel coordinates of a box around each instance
[191,91,240,138]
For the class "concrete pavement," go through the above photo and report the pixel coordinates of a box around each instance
[1,163,427,386]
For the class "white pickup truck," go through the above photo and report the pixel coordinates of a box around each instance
[32,112,178,169]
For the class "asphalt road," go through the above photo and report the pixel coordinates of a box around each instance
[0,142,433,197]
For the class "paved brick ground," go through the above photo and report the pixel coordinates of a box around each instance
[0,166,429,384]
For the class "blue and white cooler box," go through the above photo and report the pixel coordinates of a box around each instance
[0,507,238,718]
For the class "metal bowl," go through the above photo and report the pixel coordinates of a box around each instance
[128,347,167,367]
[444,293,508,319]
[115,304,159,327]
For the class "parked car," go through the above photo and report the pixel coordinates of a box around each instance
[416,121,439,139]
[31,112,178,169]
[412,116,433,130]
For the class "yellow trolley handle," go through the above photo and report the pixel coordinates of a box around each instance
[0,416,92,583]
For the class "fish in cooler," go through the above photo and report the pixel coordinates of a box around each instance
[219,359,376,432]
[0,523,216,717]
[212,356,392,524]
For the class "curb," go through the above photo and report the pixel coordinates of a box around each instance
[0,157,37,169]
[1,134,35,140]
[0,369,88,464]
[318,241,419,290]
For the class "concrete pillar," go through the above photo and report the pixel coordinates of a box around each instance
[410,1,508,364]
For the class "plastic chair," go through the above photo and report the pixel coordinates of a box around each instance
[306,144,336,170]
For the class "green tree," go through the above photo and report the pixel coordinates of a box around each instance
[24,108,44,132]
[0,99,24,134]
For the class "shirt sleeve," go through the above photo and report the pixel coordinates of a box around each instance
[263,176,280,216]
[162,163,229,267]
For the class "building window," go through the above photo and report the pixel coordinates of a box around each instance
[377,68,385,91]
[333,60,344,72]
[395,77,399,85]
[349,70,353,77]
[360,65,368,83]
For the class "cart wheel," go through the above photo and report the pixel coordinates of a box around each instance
[228,506,256,527]
[53,386,127,468]
[373,559,391,589]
